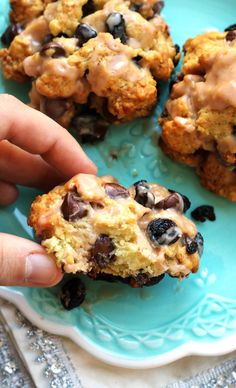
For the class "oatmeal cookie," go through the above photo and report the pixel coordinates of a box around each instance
[160,30,236,201]
[1,0,178,128]
[28,174,203,287]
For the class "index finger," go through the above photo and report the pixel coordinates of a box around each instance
[0,94,97,178]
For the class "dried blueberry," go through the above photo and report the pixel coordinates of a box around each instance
[75,23,97,45]
[184,235,199,255]
[224,24,236,32]
[71,114,109,143]
[174,43,181,66]
[1,23,24,46]
[43,98,70,120]
[60,278,86,310]
[191,205,216,222]
[226,30,236,41]
[134,181,155,208]
[129,273,165,288]
[91,235,115,268]
[61,192,88,221]
[155,193,185,213]
[152,1,165,15]
[40,42,66,58]
[105,183,129,199]
[168,189,191,212]
[106,13,128,44]
[82,0,95,17]
[147,218,182,246]
[195,232,204,256]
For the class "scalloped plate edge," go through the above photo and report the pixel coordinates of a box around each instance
[0,287,235,369]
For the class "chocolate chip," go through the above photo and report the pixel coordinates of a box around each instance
[40,42,66,58]
[60,278,86,310]
[43,98,70,120]
[152,1,165,15]
[226,30,236,41]
[134,181,155,208]
[82,0,95,17]
[91,235,115,268]
[168,189,191,212]
[191,205,216,222]
[147,218,182,246]
[155,193,185,213]
[71,114,109,143]
[61,193,88,221]
[106,13,128,44]
[224,24,236,32]
[1,23,24,46]
[75,23,97,45]
[105,183,129,199]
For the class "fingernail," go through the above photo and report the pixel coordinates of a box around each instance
[25,253,59,285]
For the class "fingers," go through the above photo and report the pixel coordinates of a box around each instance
[0,233,62,287]
[0,94,97,178]
[0,140,64,190]
[0,181,18,206]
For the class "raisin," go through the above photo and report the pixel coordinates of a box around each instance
[147,218,182,246]
[184,235,199,255]
[61,193,88,221]
[105,183,129,199]
[75,23,97,45]
[106,13,128,44]
[134,181,155,208]
[60,278,86,310]
[71,114,109,143]
[191,205,216,222]
[152,1,165,15]
[43,98,70,120]
[91,235,115,268]
[82,0,95,17]
[1,23,24,46]
[40,42,66,58]
[226,30,236,41]
[224,24,236,32]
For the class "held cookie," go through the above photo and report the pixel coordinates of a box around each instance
[1,0,179,131]
[159,29,236,201]
[28,174,203,288]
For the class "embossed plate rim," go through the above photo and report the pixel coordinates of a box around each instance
[0,287,236,369]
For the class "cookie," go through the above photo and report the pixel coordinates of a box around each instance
[159,30,236,201]
[1,0,178,127]
[28,174,203,287]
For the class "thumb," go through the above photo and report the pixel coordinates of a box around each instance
[0,233,62,287]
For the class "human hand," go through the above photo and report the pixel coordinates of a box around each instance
[0,94,97,287]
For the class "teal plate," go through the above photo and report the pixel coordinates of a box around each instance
[0,0,236,369]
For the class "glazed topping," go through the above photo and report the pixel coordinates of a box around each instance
[75,23,97,45]
[105,183,129,199]
[60,278,86,310]
[191,205,216,222]
[22,16,50,51]
[134,181,155,208]
[40,41,66,58]
[147,218,182,246]
[61,193,88,221]
[1,23,24,46]
[106,12,128,44]
[72,114,109,143]
[91,235,115,268]
[42,98,70,120]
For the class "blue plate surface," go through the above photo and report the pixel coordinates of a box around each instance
[0,0,236,368]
